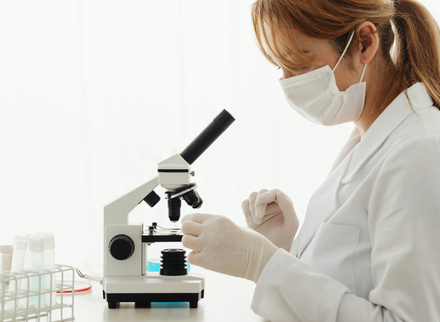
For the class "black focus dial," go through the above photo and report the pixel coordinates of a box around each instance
[109,234,135,260]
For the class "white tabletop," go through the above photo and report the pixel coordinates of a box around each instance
[72,269,267,322]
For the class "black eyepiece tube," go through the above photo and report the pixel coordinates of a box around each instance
[180,109,235,165]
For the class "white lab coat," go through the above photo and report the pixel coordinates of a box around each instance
[251,83,440,321]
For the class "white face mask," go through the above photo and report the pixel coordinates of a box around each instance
[279,32,367,126]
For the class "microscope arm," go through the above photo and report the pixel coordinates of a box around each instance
[104,176,159,226]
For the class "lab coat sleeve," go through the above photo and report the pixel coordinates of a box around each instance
[252,248,351,322]
[252,136,440,321]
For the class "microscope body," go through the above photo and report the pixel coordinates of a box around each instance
[102,110,235,309]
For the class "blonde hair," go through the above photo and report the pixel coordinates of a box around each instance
[252,0,440,108]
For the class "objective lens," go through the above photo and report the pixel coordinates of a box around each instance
[183,190,203,209]
[143,190,160,207]
[168,198,181,222]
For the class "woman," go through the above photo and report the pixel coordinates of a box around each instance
[182,0,440,320]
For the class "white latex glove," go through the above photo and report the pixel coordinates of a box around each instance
[242,189,299,251]
[181,214,278,283]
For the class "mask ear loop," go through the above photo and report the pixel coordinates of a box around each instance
[332,31,355,72]
[359,63,368,83]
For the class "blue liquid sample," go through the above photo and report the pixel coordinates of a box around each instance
[147,258,191,272]
[151,302,190,308]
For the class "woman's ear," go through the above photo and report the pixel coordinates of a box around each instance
[356,21,379,64]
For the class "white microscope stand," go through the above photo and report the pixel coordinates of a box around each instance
[102,175,204,309]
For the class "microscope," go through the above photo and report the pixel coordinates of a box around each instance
[102,109,235,309]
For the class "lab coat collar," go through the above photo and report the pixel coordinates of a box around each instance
[341,82,434,184]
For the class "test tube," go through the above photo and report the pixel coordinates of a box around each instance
[24,234,44,308]
[41,233,55,307]
[7,235,28,310]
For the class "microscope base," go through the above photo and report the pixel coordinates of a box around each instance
[104,290,204,308]
[102,272,205,309]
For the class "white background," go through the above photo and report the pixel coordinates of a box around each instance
[0,0,439,274]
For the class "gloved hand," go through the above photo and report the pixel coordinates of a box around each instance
[241,189,299,251]
[181,214,278,283]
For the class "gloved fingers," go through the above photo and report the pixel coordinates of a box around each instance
[241,189,268,226]
[274,190,293,210]
[254,189,272,223]
[181,220,203,237]
[256,188,281,205]
[182,234,203,253]
[241,199,255,227]
[187,250,203,267]
[181,213,210,224]
[181,214,278,282]
[260,189,298,229]
[273,190,296,221]
[248,191,258,221]
[275,191,299,234]
[258,189,294,215]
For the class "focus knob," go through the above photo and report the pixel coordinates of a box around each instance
[109,234,135,260]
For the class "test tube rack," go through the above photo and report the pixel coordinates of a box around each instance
[0,264,74,321]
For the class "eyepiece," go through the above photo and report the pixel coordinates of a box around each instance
[180,109,235,165]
